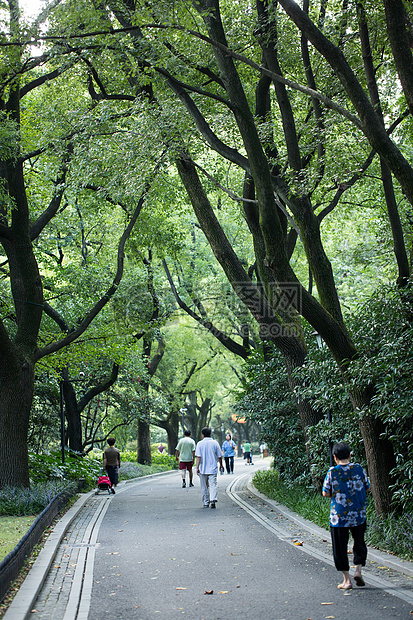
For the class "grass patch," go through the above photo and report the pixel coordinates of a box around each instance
[0,516,38,562]
[253,469,330,529]
[253,468,413,561]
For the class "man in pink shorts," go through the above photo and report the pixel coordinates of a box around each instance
[175,429,196,488]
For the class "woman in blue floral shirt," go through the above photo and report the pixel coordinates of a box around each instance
[322,442,370,590]
[221,433,236,474]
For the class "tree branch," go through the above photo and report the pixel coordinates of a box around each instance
[163,259,250,359]
[35,186,149,360]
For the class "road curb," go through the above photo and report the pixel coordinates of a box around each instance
[247,480,413,579]
[3,491,94,619]
[3,470,177,620]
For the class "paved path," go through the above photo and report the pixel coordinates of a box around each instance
[4,460,413,619]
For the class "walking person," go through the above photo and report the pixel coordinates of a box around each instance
[322,442,370,590]
[103,437,121,493]
[195,427,223,509]
[243,440,252,464]
[222,432,236,474]
[175,429,196,488]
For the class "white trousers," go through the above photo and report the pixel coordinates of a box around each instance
[199,473,218,505]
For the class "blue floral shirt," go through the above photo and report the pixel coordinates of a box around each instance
[222,439,236,457]
[322,463,370,528]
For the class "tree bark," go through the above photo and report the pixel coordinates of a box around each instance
[383,0,413,117]
[62,370,83,453]
[0,353,33,487]
[137,417,152,464]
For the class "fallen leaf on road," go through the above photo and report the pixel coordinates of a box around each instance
[321,602,334,605]
[325,616,335,618]
[204,590,214,595]
[176,587,187,590]
[293,540,303,546]
[107,552,119,555]
[219,591,229,594]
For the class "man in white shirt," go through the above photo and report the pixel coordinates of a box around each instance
[195,427,223,509]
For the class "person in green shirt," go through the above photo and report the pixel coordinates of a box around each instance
[243,441,252,465]
[175,430,196,488]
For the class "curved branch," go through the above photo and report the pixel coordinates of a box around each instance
[78,363,120,411]
[163,259,250,359]
[35,187,148,360]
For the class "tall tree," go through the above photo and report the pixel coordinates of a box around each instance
[0,0,152,486]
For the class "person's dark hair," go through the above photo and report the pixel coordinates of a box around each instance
[226,433,231,440]
[107,437,116,446]
[201,427,211,437]
[184,429,191,436]
[333,442,351,460]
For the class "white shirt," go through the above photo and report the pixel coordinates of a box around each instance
[195,437,222,474]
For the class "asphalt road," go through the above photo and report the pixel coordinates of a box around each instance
[88,464,413,620]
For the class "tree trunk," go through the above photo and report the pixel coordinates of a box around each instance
[359,415,395,515]
[62,372,83,453]
[0,359,34,488]
[137,417,152,464]
[155,416,179,455]
[165,422,179,456]
[349,388,396,515]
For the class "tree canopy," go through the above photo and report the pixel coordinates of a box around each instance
[1,0,412,516]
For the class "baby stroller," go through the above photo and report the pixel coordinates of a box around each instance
[95,473,115,495]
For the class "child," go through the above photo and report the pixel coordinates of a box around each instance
[322,442,370,590]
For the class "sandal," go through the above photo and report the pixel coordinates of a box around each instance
[354,575,365,587]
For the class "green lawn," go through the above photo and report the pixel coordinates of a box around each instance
[0,516,38,562]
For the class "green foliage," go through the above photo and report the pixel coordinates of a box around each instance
[348,286,413,511]
[0,481,77,517]
[235,346,309,484]
[29,452,101,488]
[366,512,413,560]
[150,452,178,468]
[253,469,330,529]
[253,469,413,561]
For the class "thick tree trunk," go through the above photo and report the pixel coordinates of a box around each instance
[350,389,396,515]
[165,423,179,456]
[359,415,395,515]
[137,417,152,464]
[0,359,34,488]
[62,372,83,453]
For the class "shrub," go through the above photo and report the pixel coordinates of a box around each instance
[253,469,413,561]
[0,481,76,516]
[119,461,175,480]
[29,452,101,488]
[235,346,309,484]
[151,453,177,468]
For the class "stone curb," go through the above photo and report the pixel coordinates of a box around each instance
[247,480,413,579]
[3,491,93,619]
[3,470,177,620]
